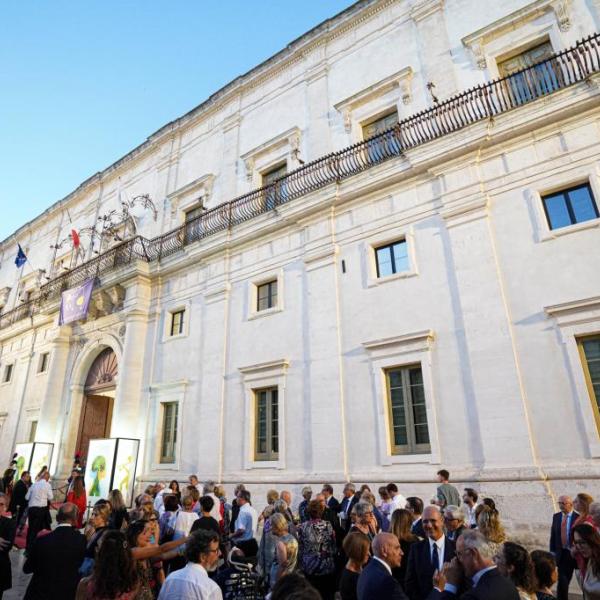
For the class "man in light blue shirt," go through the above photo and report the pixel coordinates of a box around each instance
[230,490,258,557]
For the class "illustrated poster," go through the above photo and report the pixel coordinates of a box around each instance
[13,443,33,480]
[30,443,54,478]
[112,438,139,507]
[84,438,116,502]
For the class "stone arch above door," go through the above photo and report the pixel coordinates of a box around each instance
[84,347,118,393]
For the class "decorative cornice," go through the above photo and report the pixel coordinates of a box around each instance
[461,0,572,68]
[410,0,444,22]
[363,329,434,355]
[334,67,413,131]
[167,173,216,216]
[238,358,290,376]
[545,296,600,327]
[440,196,489,228]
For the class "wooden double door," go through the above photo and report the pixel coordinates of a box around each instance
[76,394,113,462]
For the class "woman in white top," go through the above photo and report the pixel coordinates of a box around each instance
[574,523,600,599]
[174,495,199,540]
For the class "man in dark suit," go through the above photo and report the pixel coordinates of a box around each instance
[322,484,340,513]
[316,493,341,534]
[406,496,425,538]
[358,532,408,600]
[550,495,578,600]
[23,503,86,600]
[406,505,455,600]
[426,530,519,599]
[339,482,359,534]
[8,470,30,528]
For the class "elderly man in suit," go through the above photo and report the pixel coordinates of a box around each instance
[406,505,456,600]
[550,495,578,600]
[23,503,86,600]
[444,505,467,542]
[358,532,408,600]
[427,530,519,599]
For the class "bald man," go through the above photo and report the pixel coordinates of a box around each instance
[357,532,408,600]
[550,495,578,600]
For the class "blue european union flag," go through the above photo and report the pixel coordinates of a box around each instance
[15,244,27,268]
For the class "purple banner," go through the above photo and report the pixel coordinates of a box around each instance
[58,278,94,325]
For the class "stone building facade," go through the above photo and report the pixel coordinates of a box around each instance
[1,0,600,543]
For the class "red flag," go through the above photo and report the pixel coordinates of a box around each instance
[71,229,80,249]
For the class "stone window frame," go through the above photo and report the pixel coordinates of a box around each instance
[167,174,215,222]
[334,67,413,143]
[526,168,600,243]
[1,363,14,385]
[545,297,600,458]
[238,359,289,470]
[148,380,188,471]
[241,127,302,188]
[37,351,50,375]
[159,401,178,464]
[162,300,191,342]
[365,226,418,288]
[461,0,570,77]
[248,270,284,320]
[362,330,441,466]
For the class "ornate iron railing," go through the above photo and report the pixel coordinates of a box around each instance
[1,33,599,330]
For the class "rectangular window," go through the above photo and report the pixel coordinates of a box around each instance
[38,352,49,374]
[362,111,400,163]
[2,364,13,383]
[375,240,409,278]
[160,402,178,463]
[185,205,205,222]
[386,365,430,454]
[28,421,37,443]
[170,309,185,337]
[362,111,399,139]
[262,163,288,210]
[579,336,600,434]
[542,183,599,230]
[255,387,279,461]
[498,41,557,103]
[257,280,278,312]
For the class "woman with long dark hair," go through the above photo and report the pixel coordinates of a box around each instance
[531,550,557,599]
[573,523,600,598]
[127,519,189,598]
[168,480,181,505]
[495,541,536,599]
[390,508,419,585]
[76,530,138,599]
[108,489,129,531]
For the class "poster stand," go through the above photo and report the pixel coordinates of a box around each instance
[84,437,140,507]
[13,442,54,480]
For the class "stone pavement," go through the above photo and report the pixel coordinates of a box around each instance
[5,549,30,599]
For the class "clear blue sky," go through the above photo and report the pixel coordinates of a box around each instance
[0,1,354,242]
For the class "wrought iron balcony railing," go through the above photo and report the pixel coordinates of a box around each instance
[1,32,599,331]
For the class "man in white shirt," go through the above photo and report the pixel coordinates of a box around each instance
[462,488,479,528]
[231,490,258,557]
[386,483,407,511]
[153,482,167,515]
[25,471,53,551]
[202,481,222,525]
[158,529,223,600]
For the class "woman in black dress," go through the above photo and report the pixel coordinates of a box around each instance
[390,508,420,586]
[0,494,17,599]
[338,531,370,600]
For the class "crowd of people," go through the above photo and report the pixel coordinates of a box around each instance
[0,465,597,599]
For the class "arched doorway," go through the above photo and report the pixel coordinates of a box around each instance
[75,348,118,460]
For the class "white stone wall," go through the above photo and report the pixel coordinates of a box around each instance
[1,0,600,544]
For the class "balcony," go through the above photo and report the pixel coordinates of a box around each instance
[1,32,599,331]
